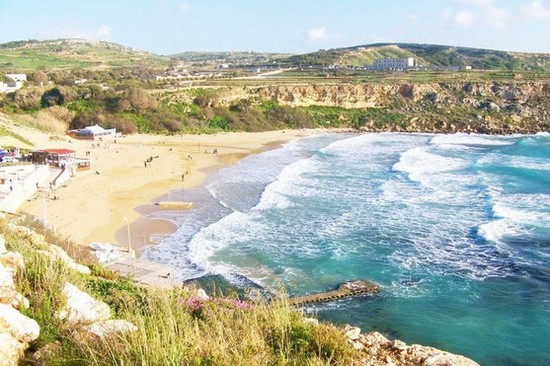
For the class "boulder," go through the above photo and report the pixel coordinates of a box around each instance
[0,252,25,277]
[0,261,28,310]
[5,224,45,247]
[31,341,62,365]
[0,264,18,305]
[57,282,111,324]
[408,344,480,366]
[0,332,26,366]
[37,244,91,274]
[357,331,480,366]
[196,288,210,301]
[0,303,40,343]
[343,325,362,341]
[84,319,137,338]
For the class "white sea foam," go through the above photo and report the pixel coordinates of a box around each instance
[477,154,550,171]
[254,158,321,210]
[430,133,517,147]
[392,147,469,186]
[478,220,521,245]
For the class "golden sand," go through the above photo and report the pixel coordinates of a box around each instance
[17,126,316,252]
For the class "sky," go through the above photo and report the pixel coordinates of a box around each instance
[1,0,550,55]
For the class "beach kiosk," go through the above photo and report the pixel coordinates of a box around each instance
[30,149,90,172]
[69,124,116,140]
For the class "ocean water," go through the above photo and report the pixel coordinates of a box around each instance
[145,132,550,366]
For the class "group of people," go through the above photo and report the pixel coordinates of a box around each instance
[144,155,160,167]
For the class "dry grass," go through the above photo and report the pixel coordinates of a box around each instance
[12,106,72,135]
[1,219,360,366]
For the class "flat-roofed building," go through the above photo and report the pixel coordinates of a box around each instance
[373,57,415,70]
[69,124,116,140]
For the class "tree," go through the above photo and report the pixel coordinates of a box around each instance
[71,110,106,129]
[13,88,42,110]
[29,70,48,86]
[124,87,157,112]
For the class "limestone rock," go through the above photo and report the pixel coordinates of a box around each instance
[31,341,62,365]
[85,319,137,338]
[0,235,6,254]
[57,282,111,323]
[0,264,17,305]
[0,303,40,343]
[0,332,26,366]
[0,262,27,310]
[356,331,480,366]
[363,331,391,347]
[5,223,45,247]
[37,244,91,274]
[0,252,25,277]
[196,288,210,301]
[343,325,362,341]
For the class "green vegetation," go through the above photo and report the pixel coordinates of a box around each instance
[285,43,550,70]
[0,125,34,146]
[2,218,359,365]
[0,39,171,72]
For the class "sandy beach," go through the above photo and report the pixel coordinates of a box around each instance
[16,126,316,252]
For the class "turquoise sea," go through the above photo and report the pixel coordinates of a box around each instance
[145,132,550,366]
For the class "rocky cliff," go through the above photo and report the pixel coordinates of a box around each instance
[195,81,550,133]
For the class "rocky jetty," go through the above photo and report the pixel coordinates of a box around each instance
[289,280,380,305]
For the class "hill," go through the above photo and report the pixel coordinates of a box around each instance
[285,43,550,71]
[0,39,172,72]
[168,50,290,66]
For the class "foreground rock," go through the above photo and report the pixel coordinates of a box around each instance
[343,326,479,366]
[57,282,111,323]
[0,234,40,366]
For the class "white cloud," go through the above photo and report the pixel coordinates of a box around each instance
[306,27,331,43]
[453,11,475,28]
[443,0,510,29]
[96,25,112,39]
[38,22,112,41]
[453,0,491,6]
[521,1,550,20]
[484,6,508,29]
[179,3,192,14]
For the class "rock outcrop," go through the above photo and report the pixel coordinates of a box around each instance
[167,80,550,134]
[57,282,111,323]
[0,234,40,366]
[342,326,480,366]
[0,226,135,365]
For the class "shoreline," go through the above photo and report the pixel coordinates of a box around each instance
[119,138,293,255]
[18,129,319,252]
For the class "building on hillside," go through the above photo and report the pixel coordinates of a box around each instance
[30,149,90,171]
[0,73,26,93]
[4,74,27,82]
[372,57,416,70]
[69,124,117,140]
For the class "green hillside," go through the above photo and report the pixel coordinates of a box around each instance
[169,51,290,66]
[0,39,172,72]
[285,43,550,71]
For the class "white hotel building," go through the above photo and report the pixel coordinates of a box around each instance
[373,57,416,70]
